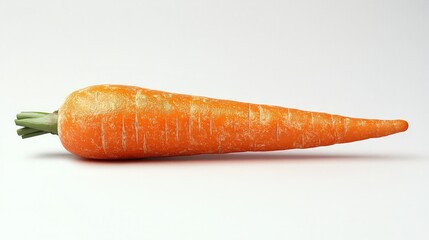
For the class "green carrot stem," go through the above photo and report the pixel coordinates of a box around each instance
[17,127,42,136]
[16,112,49,119]
[21,131,48,139]
[15,111,59,138]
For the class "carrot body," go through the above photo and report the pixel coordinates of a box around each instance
[55,85,408,159]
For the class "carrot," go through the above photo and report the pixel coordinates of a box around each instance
[15,84,408,159]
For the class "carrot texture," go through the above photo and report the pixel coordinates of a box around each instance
[16,85,408,159]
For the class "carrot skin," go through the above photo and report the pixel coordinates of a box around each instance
[57,85,408,159]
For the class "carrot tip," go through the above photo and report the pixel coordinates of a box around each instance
[397,120,409,132]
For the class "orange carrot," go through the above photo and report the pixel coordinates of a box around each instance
[15,84,408,159]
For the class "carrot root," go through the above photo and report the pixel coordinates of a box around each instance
[15,85,409,158]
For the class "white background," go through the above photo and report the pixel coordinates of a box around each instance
[1,0,428,239]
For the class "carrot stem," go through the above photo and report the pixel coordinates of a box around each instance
[15,111,58,138]
[21,131,48,139]
[16,112,49,119]
[17,127,41,136]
